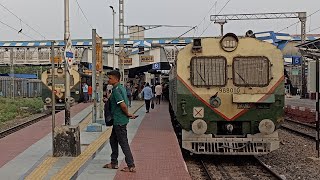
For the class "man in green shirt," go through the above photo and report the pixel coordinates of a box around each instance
[103,70,136,173]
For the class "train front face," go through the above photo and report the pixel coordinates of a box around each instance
[41,68,81,110]
[174,34,285,155]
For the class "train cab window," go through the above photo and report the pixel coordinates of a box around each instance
[190,56,227,87]
[233,56,270,87]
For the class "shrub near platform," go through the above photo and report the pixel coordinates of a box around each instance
[0,98,44,123]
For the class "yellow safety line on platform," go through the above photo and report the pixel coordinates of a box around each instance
[25,157,58,180]
[50,102,144,179]
[51,128,112,180]
[24,110,92,180]
[50,102,144,180]
[27,101,144,180]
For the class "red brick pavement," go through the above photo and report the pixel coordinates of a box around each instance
[114,103,191,180]
[0,103,91,168]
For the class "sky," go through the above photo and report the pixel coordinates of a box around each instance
[0,0,320,41]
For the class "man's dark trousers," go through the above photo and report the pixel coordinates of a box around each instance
[145,99,151,111]
[110,124,134,167]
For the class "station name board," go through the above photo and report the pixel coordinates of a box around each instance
[120,58,133,65]
[140,55,154,63]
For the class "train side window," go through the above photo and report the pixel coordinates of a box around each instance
[233,56,270,87]
[190,56,227,87]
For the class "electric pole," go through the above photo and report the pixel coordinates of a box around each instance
[299,12,307,98]
[119,0,124,82]
[109,6,116,69]
[64,0,71,125]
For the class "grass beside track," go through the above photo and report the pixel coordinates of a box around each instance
[0,97,44,123]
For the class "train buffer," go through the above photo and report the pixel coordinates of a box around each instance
[0,100,191,179]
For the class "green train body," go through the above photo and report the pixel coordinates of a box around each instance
[169,34,284,155]
[41,67,91,110]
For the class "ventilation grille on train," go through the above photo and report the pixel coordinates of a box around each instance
[233,56,270,87]
[190,56,227,87]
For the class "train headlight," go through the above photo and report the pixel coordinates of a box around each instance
[45,97,52,104]
[226,124,234,133]
[192,119,207,135]
[58,99,63,103]
[75,91,79,94]
[220,33,239,52]
[259,119,275,135]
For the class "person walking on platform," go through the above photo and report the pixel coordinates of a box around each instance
[126,82,132,107]
[155,83,162,105]
[141,83,153,113]
[82,82,89,103]
[103,70,137,173]
[88,85,92,102]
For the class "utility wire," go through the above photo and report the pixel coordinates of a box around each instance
[0,19,35,40]
[75,0,94,29]
[199,0,231,37]
[307,26,320,33]
[0,2,46,39]
[167,26,197,44]
[277,8,320,33]
[124,25,193,35]
[195,0,219,36]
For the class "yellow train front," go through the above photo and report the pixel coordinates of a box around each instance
[169,33,285,155]
[41,67,91,111]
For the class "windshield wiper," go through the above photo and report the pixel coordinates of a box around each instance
[235,71,252,88]
[196,69,207,85]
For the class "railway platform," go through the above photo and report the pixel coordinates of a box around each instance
[285,96,316,123]
[0,101,190,180]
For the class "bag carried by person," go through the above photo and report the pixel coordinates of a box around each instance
[151,99,154,109]
[104,96,113,126]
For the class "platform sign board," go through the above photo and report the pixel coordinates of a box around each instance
[50,56,63,64]
[152,62,161,70]
[140,55,154,63]
[120,58,133,65]
[96,35,103,72]
[64,38,74,72]
[292,57,302,65]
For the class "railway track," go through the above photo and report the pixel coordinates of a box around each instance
[0,113,50,139]
[186,155,283,180]
[281,118,317,140]
[200,159,214,180]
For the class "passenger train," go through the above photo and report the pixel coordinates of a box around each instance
[169,32,285,155]
[41,66,91,111]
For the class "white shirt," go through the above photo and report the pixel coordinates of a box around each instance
[155,85,162,96]
[82,84,88,93]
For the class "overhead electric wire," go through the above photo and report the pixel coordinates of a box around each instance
[0,2,46,40]
[307,26,320,33]
[276,8,320,33]
[0,19,35,40]
[124,25,194,35]
[199,0,231,37]
[167,26,197,44]
[194,0,219,35]
[75,0,94,29]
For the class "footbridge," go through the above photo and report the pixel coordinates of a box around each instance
[0,38,192,67]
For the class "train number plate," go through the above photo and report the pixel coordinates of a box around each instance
[237,103,251,109]
[219,87,240,94]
